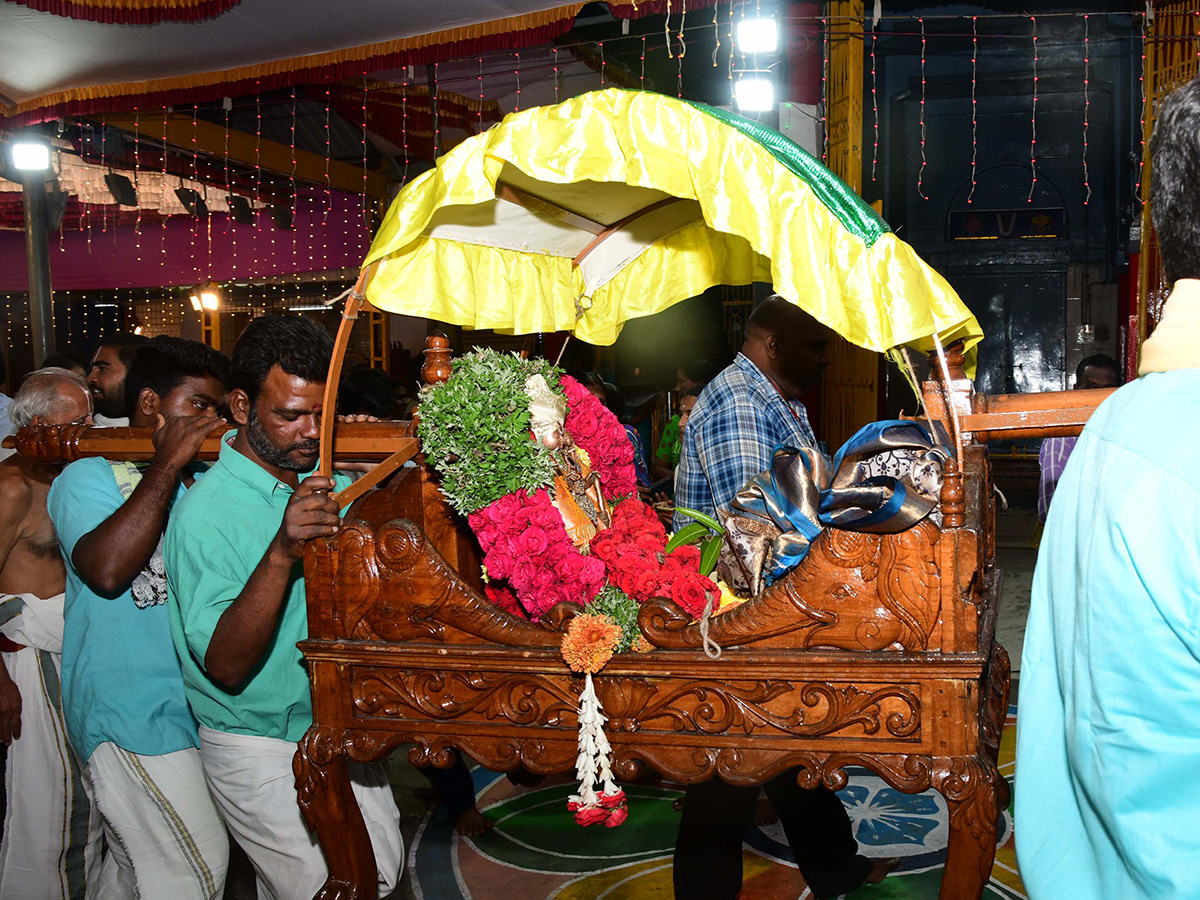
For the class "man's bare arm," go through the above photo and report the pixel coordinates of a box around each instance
[72,416,219,595]
[203,476,340,689]
[0,476,30,744]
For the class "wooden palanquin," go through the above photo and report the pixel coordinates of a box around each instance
[4,347,1109,900]
[289,347,1108,900]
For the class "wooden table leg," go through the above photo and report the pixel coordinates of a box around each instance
[934,756,1000,900]
[294,726,378,900]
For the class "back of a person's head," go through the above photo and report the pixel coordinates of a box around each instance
[601,381,627,421]
[10,367,87,430]
[1151,76,1200,284]
[1075,353,1122,387]
[124,336,231,412]
[745,295,830,345]
[95,332,150,368]
[578,372,606,394]
[231,315,333,403]
[338,367,395,419]
[679,359,720,386]
[41,350,89,375]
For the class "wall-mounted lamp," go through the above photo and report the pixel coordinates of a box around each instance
[189,281,222,311]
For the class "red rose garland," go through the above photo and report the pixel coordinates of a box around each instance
[469,489,607,620]
[589,500,720,618]
[559,375,638,499]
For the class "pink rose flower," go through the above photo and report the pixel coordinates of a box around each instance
[529,504,563,531]
[580,556,607,584]
[511,560,539,588]
[518,527,549,556]
[486,551,513,580]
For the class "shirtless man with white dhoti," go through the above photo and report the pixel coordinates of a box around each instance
[0,367,102,900]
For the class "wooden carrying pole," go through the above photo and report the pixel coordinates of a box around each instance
[2,422,418,466]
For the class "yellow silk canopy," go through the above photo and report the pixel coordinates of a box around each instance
[361,88,982,355]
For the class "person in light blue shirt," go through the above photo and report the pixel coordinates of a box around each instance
[49,337,231,900]
[1016,76,1200,900]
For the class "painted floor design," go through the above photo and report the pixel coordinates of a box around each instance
[409,707,1022,900]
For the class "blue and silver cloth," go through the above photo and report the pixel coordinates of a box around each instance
[719,420,948,596]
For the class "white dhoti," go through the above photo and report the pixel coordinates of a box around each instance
[0,593,102,900]
[197,726,404,900]
[86,742,229,900]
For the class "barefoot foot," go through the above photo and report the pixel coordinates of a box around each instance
[453,806,494,838]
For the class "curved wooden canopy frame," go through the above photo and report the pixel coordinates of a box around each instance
[318,263,419,509]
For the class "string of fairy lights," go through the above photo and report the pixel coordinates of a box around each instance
[0,5,1177,371]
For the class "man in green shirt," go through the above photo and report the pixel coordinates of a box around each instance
[164,316,403,899]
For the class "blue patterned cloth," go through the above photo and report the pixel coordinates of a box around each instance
[674,353,816,529]
[624,424,652,488]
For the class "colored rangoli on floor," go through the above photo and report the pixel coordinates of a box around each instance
[409,707,1023,900]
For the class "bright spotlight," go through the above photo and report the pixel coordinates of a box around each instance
[736,17,779,54]
[11,141,51,172]
[189,281,222,311]
[734,77,776,113]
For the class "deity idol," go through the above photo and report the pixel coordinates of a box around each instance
[525,374,611,548]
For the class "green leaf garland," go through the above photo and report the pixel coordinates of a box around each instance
[417,348,561,514]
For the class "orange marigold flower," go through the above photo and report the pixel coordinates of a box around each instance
[561,613,622,674]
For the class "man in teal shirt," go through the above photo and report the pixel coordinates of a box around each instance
[165,316,403,899]
[1016,76,1200,900]
[50,337,230,899]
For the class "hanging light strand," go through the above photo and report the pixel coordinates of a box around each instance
[324,88,331,225]
[479,56,486,131]
[161,104,169,261]
[821,14,830,164]
[968,16,978,203]
[1028,15,1039,203]
[665,0,673,59]
[870,18,879,182]
[401,71,410,186]
[917,18,928,200]
[712,0,721,66]
[132,107,141,257]
[1134,10,1147,205]
[1083,14,1091,205]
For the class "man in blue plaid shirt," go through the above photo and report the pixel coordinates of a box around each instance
[673,301,821,529]
[671,296,899,900]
